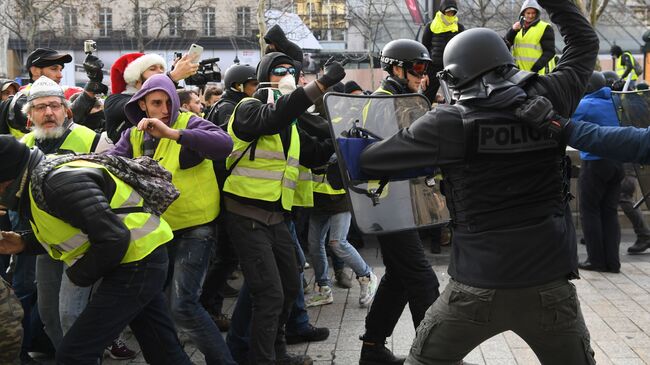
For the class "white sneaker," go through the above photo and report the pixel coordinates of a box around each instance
[306,285,333,307]
[358,272,378,308]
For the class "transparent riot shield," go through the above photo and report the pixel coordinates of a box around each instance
[323,92,450,234]
[612,89,650,209]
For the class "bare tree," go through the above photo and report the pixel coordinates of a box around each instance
[463,0,511,30]
[572,0,610,26]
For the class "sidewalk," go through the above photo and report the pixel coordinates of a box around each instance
[50,230,650,364]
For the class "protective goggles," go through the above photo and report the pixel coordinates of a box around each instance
[271,66,297,77]
[407,61,429,77]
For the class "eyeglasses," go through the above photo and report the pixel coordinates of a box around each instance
[271,66,297,77]
[32,102,63,113]
[408,61,429,77]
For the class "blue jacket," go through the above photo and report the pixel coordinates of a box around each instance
[568,119,650,165]
[571,87,620,160]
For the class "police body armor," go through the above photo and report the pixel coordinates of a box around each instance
[443,103,574,286]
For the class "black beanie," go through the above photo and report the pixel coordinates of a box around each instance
[344,81,363,94]
[0,135,30,183]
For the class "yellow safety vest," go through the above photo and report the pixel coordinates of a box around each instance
[312,173,345,195]
[223,97,305,211]
[513,21,556,75]
[616,52,639,81]
[29,160,173,266]
[130,112,220,230]
[430,11,459,34]
[22,124,97,154]
[293,165,314,207]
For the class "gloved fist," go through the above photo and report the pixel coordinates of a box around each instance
[83,54,104,82]
[318,61,346,89]
[515,95,569,140]
[85,81,108,95]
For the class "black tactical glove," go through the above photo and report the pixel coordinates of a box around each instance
[515,95,569,140]
[83,54,104,82]
[317,61,346,89]
[85,81,108,94]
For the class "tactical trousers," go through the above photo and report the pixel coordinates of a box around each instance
[364,229,440,342]
[406,279,595,365]
[226,212,300,365]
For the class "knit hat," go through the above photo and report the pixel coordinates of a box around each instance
[0,135,30,183]
[344,80,363,94]
[28,76,65,102]
[110,53,167,94]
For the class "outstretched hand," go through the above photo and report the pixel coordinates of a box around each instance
[0,231,25,255]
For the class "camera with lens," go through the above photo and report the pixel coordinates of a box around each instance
[185,57,222,86]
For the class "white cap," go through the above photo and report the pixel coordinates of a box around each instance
[28,76,64,102]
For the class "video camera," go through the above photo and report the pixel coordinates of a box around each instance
[185,57,222,86]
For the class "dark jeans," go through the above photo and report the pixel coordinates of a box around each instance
[56,246,191,365]
[364,229,440,343]
[166,225,235,365]
[406,279,595,365]
[579,159,624,271]
[226,213,300,365]
[200,216,238,315]
[619,174,650,238]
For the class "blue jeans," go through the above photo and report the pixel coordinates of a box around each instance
[166,225,235,365]
[56,246,191,365]
[309,211,371,287]
[286,221,309,335]
[58,268,93,335]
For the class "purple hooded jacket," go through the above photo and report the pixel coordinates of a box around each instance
[107,74,232,167]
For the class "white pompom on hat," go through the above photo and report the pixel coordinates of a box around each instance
[123,53,167,85]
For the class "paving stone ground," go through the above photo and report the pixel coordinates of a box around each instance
[36,229,650,364]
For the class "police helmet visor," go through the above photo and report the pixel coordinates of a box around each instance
[271,66,297,77]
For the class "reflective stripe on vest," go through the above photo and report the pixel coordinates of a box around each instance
[29,160,173,266]
[22,124,97,154]
[430,11,459,34]
[312,173,345,195]
[616,52,639,81]
[223,97,305,211]
[130,111,220,231]
[513,21,556,75]
[292,165,315,207]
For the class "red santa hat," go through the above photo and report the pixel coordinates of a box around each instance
[110,53,167,94]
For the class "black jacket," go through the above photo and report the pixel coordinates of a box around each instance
[22,166,130,287]
[505,19,556,73]
[360,0,598,288]
[104,92,132,143]
[421,0,465,66]
[207,90,247,130]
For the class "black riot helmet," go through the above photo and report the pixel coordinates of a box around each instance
[602,70,619,87]
[610,45,623,57]
[439,28,515,90]
[380,39,432,78]
[585,71,606,95]
[224,64,257,92]
[585,71,607,95]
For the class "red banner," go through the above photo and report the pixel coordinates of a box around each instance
[404,0,424,25]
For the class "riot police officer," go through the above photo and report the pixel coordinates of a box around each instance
[359,39,441,365]
[359,0,599,363]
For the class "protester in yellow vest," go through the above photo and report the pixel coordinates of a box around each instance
[0,135,193,364]
[505,0,556,75]
[611,45,641,85]
[420,0,464,104]
[107,73,237,364]
[223,51,343,364]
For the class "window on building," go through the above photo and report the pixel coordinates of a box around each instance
[136,8,149,36]
[236,7,251,37]
[63,7,77,36]
[169,7,182,36]
[99,8,112,37]
[202,7,216,36]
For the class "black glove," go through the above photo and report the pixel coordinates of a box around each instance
[515,95,569,140]
[84,81,108,95]
[83,54,104,82]
[611,79,625,91]
[317,61,346,89]
[326,160,344,190]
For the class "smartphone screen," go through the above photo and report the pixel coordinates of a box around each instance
[188,44,203,61]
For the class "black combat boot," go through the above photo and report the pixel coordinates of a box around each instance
[359,340,405,365]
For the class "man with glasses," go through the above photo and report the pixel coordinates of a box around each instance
[222,51,344,364]
[358,39,441,365]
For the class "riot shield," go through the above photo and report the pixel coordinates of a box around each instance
[611,89,650,209]
[323,92,450,234]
